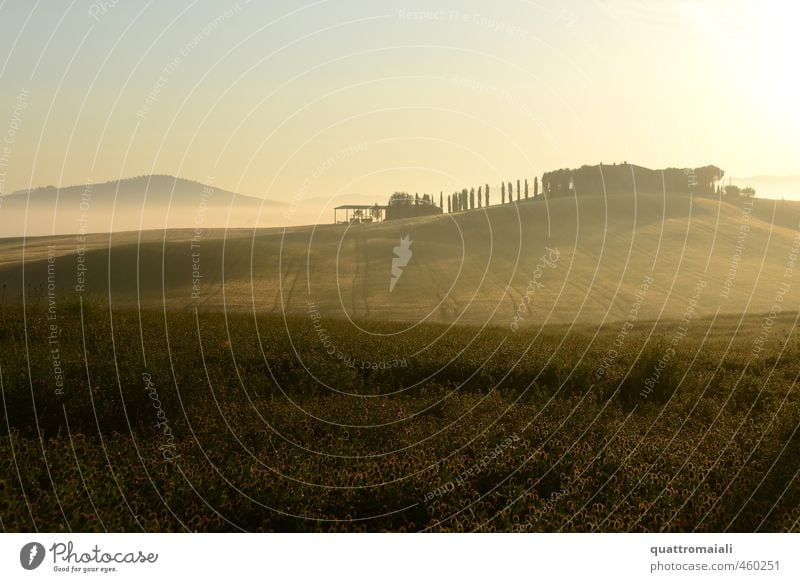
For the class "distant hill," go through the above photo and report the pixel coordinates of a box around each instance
[0,175,403,237]
[3,191,800,328]
[0,175,286,237]
[8,175,263,205]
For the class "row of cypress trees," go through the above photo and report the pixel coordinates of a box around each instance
[443,177,541,213]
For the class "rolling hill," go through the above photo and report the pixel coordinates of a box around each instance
[1,191,800,328]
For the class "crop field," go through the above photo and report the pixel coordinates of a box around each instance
[2,302,799,532]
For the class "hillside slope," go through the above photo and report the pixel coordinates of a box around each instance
[1,192,799,327]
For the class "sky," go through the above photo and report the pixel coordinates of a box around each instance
[1,0,798,202]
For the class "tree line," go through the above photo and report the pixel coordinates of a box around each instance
[442,177,543,213]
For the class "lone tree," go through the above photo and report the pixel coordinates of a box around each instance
[525,179,529,199]
[478,186,482,207]
[534,176,538,198]
[502,182,506,204]
[485,184,489,206]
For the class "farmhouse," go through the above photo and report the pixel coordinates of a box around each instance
[334,192,443,223]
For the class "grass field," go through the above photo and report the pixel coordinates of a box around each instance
[2,191,800,532]
[1,301,799,532]
[2,192,800,326]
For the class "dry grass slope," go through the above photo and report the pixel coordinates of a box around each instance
[1,193,799,328]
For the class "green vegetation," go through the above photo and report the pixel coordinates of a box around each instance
[2,302,799,532]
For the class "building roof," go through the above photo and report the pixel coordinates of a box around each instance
[334,204,387,210]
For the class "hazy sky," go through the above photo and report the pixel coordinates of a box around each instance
[1,0,798,201]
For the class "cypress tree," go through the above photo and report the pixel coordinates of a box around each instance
[534,176,538,198]
[502,182,506,204]
[470,188,475,209]
[485,184,489,206]
[478,186,482,208]
[508,181,513,203]
[525,179,529,199]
